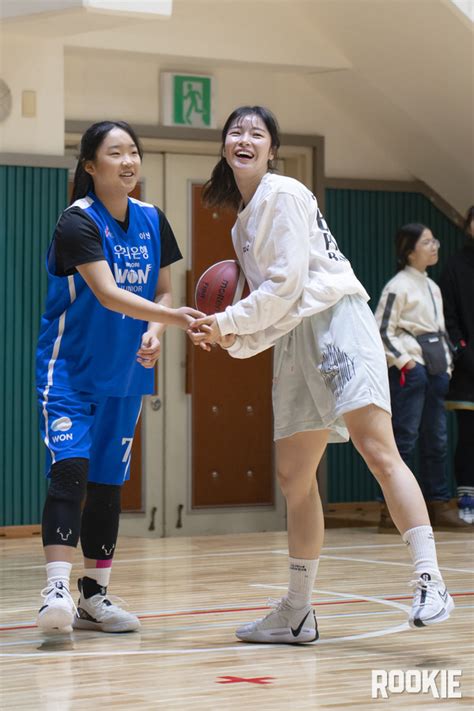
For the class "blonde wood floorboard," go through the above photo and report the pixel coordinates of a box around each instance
[0,529,473,710]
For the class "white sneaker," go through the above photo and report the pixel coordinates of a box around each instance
[236,598,318,644]
[37,580,76,632]
[409,573,455,628]
[73,578,140,633]
[458,495,474,524]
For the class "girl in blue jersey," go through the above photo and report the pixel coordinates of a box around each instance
[190,106,454,643]
[36,120,203,633]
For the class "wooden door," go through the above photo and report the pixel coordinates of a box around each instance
[189,185,274,507]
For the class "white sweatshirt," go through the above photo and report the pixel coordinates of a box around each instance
[374,266,452,371]
[216,173,369,359]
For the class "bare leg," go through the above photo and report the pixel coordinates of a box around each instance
[44,545,75,564]
[343,404,430,534]
[234,430,329,643]
[343,404,455,627]
[276,429,329,559]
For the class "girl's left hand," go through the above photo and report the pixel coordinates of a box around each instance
[137,331,161,368]
[187,315,236,351]
[188,315,220,345]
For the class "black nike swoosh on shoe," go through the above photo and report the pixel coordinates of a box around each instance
[291,610,312,637]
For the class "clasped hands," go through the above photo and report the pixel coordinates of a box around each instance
[187,314,236,351]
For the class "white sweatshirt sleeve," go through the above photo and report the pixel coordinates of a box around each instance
[223,315,303,359]
[374,284,412,369]
[216,192,309,336]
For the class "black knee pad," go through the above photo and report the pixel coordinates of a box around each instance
[83,482,122,513]
[48,458,89,502]
[42,458,88,547]
[80,483,121,560]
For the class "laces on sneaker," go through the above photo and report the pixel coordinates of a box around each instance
[101,594,128,608]
[267,596,295,612]
[267,597,286,610]
[40,579,77,614]
[81,591,129,612]
[409,577,443,602]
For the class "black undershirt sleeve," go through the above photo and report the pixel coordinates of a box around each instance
[51,208,105,277]
[51,205,182,277]
[156,207,183,268]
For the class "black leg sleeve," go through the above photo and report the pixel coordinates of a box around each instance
[41,458,88,548]
[80,482,121,560]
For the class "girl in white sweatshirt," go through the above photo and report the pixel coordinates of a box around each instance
[375,224,467,531]
[189,105,453,643]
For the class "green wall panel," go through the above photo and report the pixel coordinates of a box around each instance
[325,189,465,503]
[0,178,466,521]
[1,166,68,526]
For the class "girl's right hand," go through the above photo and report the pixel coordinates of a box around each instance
[174,306,206,330]
[405,359,417,370]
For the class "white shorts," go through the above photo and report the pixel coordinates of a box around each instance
[273,295,391,442]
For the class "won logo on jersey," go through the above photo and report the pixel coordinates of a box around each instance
[113,263,153,293]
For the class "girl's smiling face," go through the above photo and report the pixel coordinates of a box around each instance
[84,127,141,195]
[223,114,275,181]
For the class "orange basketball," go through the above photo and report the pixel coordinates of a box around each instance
[195,259,250,315]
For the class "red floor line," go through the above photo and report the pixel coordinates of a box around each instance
[1,591,473,633]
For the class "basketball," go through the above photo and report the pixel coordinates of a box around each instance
[195,259,250,314]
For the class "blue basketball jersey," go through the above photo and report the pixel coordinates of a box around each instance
[36,194,161,397]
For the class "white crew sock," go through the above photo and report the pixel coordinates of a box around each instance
[286,557,319,608]
[402,525,442,580]
[83,567,112,589]
[46,561,72,590]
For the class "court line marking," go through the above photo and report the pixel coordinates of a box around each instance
[2,591,473,631]
[0,623,412,660]
[0,585,424,659]
[2,605,474,650]
[0,645,414,661]
[1,538,472,572]
[318,539,474,550]
[320,553,474,574]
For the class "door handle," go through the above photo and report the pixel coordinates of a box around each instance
[150,397,162,411]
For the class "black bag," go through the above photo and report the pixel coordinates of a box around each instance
[415,332,448,375]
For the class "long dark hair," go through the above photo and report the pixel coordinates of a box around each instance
[202,105,281,210]
[395,223,428,271]
[70,120,143,204]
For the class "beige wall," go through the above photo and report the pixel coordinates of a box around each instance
[0,36,64,155]
[64,50,410,182]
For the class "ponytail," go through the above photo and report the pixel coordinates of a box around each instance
[202,157,241,210]
[70,161,94,204]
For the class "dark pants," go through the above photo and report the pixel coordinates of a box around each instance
[455,409,474,488]
[380,364,450,501]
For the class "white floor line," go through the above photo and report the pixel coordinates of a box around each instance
[322,539,474,551]
[320,553,474,574]
[245,587,411,613]
[0,646,408,662]
[0,549,288,573]
[314,588,410,612]
[2,538,472,573]
[0,617,411,659]
[2,605,473,650]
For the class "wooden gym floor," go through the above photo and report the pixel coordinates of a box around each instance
[1,528,473,710]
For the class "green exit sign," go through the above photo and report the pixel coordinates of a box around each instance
[161,73,215,128]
